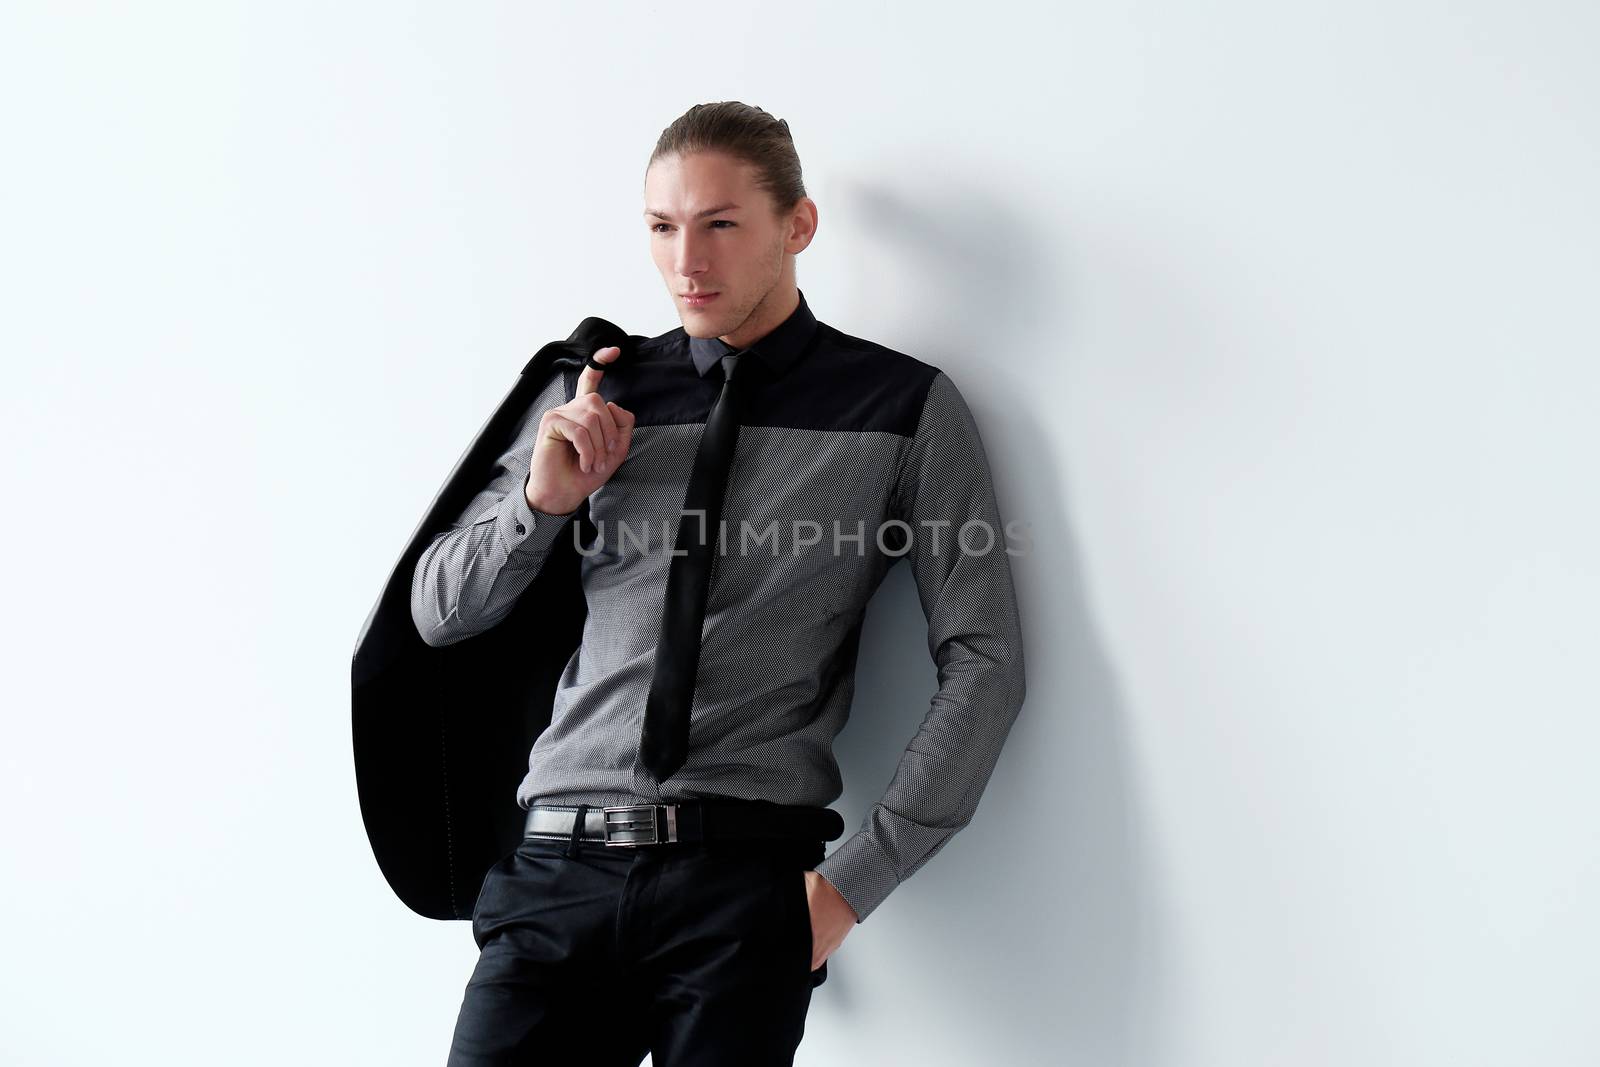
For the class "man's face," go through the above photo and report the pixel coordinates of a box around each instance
[643,150,805,339]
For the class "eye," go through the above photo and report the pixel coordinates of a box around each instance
[648,220,735,233]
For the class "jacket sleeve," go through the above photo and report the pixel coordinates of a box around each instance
[411,372,579,647]
[813,370,1028,923]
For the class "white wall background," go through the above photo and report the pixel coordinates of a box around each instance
[3,2,1596,1064]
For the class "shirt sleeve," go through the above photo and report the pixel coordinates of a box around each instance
[411,373,580,647]
[813,370,1028,923]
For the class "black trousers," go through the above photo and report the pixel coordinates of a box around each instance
[445,833,828,1066]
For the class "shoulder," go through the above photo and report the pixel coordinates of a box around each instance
[816,322,941,386]
[811,322,953,432]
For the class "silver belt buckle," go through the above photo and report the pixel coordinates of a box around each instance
[601,803,679,847]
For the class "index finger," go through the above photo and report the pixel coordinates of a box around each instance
[576,346,622,397]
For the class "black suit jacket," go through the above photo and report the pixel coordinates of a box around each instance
[350,316,643,920]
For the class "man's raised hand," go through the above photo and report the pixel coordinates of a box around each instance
[524,345,636,515]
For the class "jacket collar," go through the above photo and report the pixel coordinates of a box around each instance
[687,287,818,380]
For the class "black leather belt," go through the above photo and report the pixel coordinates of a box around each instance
[524,801,845,848]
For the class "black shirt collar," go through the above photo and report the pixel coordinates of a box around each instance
[687,287,818,380]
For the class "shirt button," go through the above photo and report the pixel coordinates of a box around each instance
[514,522,526,535]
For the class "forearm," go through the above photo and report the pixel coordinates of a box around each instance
[815,624,1026,923]
[410,373,578,647]
[411,476,576,646]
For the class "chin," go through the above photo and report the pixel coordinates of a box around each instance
[683,311,730,334]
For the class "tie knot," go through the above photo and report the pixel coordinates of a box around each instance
[719,351,744,383]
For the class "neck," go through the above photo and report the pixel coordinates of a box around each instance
[721,284,799,350]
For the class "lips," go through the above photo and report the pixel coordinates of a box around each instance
[683,291,720,307]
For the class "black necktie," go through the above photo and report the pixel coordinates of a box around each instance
[639,349,748,782]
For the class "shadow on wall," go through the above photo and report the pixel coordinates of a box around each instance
[816,170,1175,1066]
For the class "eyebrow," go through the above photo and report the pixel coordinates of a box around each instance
[643,202,741,221]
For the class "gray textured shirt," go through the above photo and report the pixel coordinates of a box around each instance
[411,289,1026,922]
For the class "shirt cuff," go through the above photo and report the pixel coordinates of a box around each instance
[495,476,579,559]
[814,830,899,924]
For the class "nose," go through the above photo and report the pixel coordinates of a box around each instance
[673,229,709,279]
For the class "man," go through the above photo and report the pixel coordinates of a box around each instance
[416,102,1026,1066]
